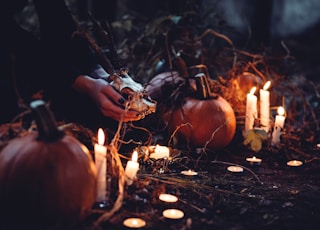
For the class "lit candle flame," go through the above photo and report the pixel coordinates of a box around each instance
[250,87,256,95]
[97,128,105,145]
[263,81,271,90]
[132,219,138,226]
[170,209,176,215]
[132,151,138,162]
[277,106,285,116]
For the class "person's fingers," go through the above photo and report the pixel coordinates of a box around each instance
[99,102,144,122]
[100,85,126,106]
[96,83,146,122]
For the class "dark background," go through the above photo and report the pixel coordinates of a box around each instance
[16,0,320,81]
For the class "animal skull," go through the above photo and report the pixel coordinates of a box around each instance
[110,68,156,116]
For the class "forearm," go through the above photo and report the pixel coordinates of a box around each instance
[72,75,105,96]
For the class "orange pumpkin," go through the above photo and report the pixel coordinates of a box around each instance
[166,95,236,150]
[157,73,236,150]
[237,71,263,94]
[0,100,97,229]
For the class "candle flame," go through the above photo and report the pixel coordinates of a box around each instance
[97,128,105,145]
[263,81,271,90]
[132,219,138,226]
[250,87,256,95]
[253,156,256,160]
[277,106,285,116]
[132,150,138,162]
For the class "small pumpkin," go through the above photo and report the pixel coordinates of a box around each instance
[237,71,263,94]
[145,71,186,102]
[162,73,236,150]
[0,100,97,229]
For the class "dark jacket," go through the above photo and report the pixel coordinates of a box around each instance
[0,0,99,123]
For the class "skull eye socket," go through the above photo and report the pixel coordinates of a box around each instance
[120,87,135,99]
[119,68,129,76]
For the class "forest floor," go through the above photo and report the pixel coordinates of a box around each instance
[77,137,320,230]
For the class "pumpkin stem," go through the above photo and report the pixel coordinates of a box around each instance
[30,100,64,142]
[195,73,218,100]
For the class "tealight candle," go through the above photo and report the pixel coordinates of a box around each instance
[287,160,303,167]
[159,193,178,203]
[227,165,244,173]
[123,218,146,228]
[149,145,170,159]
[271,106,286,146]
[246,156,262,165]
[125,151,140,185]
[94,128,107,202]
[162,209,184,219]
[181,169,198,176]
[245,87,257,133]
[260,81,271,132]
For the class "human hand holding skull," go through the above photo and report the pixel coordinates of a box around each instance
[109,68,156,117]
[72,67,156,122]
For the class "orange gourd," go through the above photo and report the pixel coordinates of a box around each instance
[0,100,97,229]
[147,72,236,150]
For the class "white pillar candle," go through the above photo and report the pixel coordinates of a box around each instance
[125,151,139,185]
[260,81,271,132]
[271,106,286,146]
[94,128,107,202]
[245,87,257,133]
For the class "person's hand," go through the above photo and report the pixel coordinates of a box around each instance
[72,75,143,122]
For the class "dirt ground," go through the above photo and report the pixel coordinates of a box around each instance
[73,132,320,230]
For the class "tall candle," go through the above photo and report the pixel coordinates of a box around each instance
[125,151,140,185]
[94,128,107,202]
[245,87,257,133]
[260,81,271,132]
[271,106,286,146]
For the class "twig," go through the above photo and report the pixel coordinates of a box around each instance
[168,122,193,147]
[179,198,206,214]
[195,28,237,67]
[140,174,259,197]
[73,22,115,75]
[247,62,266,82]
[203,116,236,152]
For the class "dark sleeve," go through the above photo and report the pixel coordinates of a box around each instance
[33,0,99,84]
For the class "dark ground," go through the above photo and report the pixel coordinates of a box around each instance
[74,138,320,230]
